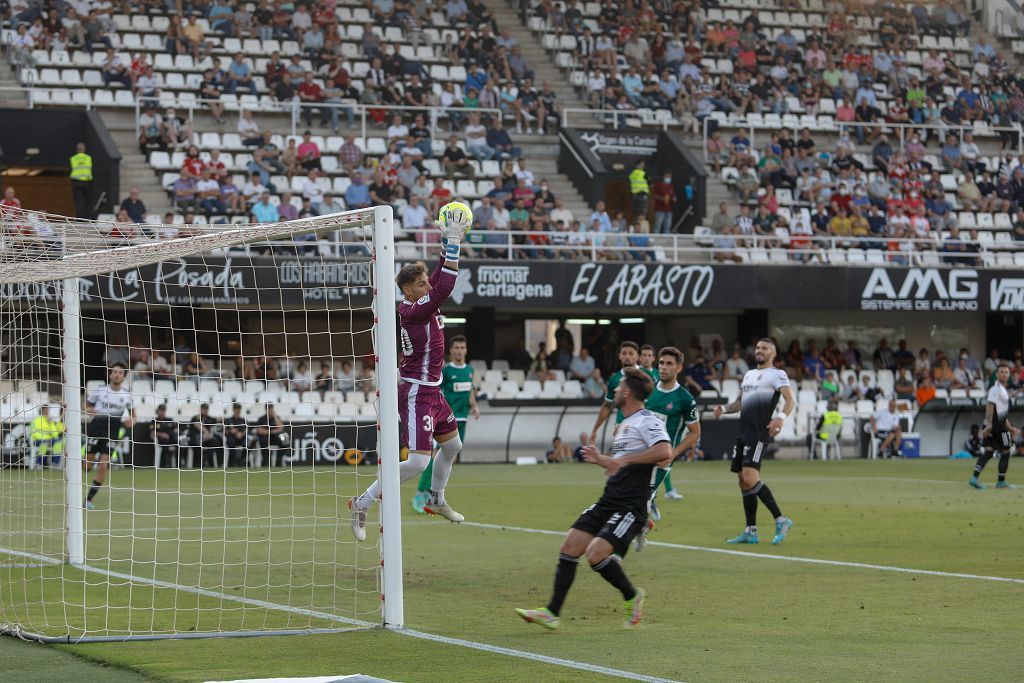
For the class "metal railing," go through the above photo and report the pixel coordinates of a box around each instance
[14,225,1013,267]
[132,95,502,141]
[702,118,1024,165]
[561,107,680,131]
[393,228,1019,266]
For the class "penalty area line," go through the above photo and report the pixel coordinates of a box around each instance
[461,522,1024,586]
[0,545,683,682]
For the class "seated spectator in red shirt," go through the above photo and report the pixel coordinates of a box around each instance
[206,149,227,179]
[297,73,329,129]
[512,178,535,208]
[180,145,206,180]
[265,51,288,86]
[429,177,452,216]
[1,183,20,211]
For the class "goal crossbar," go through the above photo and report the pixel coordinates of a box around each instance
[0,207,379,285]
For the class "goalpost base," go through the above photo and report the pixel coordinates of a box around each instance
[2,624,376,644]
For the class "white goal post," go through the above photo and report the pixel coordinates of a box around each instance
[0,205,403,641]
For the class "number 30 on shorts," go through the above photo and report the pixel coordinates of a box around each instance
[421,415,434,432]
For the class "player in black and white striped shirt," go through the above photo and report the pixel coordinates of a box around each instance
[516,369,671,630]
[84,363,136,509]
[969,364,1018,489]
[713,338,796,545]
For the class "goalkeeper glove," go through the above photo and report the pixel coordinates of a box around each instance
[442,233,461,264]
[439,209,470,242]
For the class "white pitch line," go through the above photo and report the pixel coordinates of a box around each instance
[399,628,681,683]
[0,545,684,683]
[460,521,1024,586]
[18,516,1024,585]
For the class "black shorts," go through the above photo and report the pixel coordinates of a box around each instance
[571,502,646,557]
[87,417,121,457]
[984,430,1012,451]
[87,437,113,457]
[731,437,769,473]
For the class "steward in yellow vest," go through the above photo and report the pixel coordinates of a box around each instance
[70,142,94,218]
[629,159,650,219]
[30,406,65,467]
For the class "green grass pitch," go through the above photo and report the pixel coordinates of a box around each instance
[1,458,1023,682]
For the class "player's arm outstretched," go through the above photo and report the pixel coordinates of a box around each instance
[406,204,470,322]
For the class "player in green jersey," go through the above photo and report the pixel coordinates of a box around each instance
[590,341,641,446]
[634,346,702,551]
[639,344,660,385]
[412,335,479,514]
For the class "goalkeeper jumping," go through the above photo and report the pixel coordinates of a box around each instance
[349,202,472,541]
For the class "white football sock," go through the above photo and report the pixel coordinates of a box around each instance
[429,434,463,504]
[356,452,430,510]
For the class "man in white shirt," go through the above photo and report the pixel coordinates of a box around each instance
[909,206,931,238]
[491,203,511,229]
[196,170,225,214]
[513,158,535,187]
[569,348,596,380]
[135,66,162,98]
[301,169,325,213]
[549,197,573,228]
[960,132,981,174]
[952,357,977,389]
[464,113,494,161]
[725,347,749,379]
[386,114,409,147]
[402,195,429,234]
[870,399,902,458]
[291,4,313,30]
[567,221,589,255]
[242,172,267,206]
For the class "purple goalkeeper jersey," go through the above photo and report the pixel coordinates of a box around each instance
[398,258,458,386]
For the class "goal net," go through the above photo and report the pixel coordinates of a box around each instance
[0,205,403,642]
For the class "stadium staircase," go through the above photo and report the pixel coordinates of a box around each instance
[101,109,174,215]
[0,57,27,108]
[490,0,588,116]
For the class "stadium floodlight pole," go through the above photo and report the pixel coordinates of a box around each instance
[371,204,404,629]
[62,275,85,566]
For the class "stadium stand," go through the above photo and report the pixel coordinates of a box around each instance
[0,0,599,258]
[518,0,1024,265]
[5,0,1024,265]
